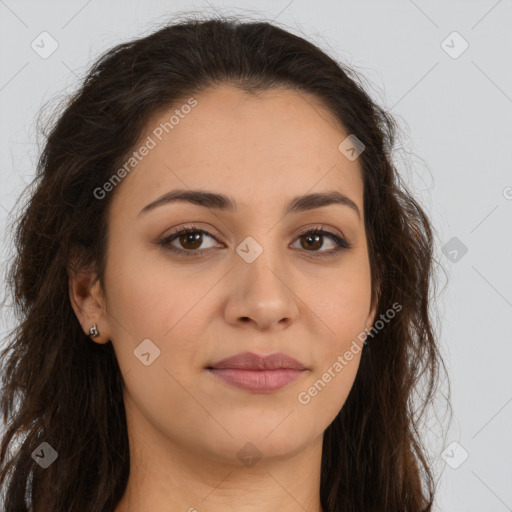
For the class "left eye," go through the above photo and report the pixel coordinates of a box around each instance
[291,229,348,253]
[159,226,351,257]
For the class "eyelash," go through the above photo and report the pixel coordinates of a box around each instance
[158,224,352,259]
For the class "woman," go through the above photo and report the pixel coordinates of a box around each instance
[0,15,449,512]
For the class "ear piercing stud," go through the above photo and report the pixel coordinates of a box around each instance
[88,324,100,338]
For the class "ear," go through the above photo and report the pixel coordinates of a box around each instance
[365,251,382,331]
[68,265,111,344]
[365,298,378,332]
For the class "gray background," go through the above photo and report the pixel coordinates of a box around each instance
[1,1,511,511]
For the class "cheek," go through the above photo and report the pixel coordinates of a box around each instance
[104,241,192,339]
[310,263,372,341]
[104,243,213,393]
[104,249,206,434]
[299,350,362,424]
[297,292,366,425]
[297,264,370,413]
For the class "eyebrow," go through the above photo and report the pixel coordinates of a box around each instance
[138,189,361,219]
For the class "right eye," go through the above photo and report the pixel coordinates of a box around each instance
[159,226,223,257]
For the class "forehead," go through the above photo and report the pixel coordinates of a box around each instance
[110,84,364,219]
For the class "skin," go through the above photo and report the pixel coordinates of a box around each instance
[69,84,377,512]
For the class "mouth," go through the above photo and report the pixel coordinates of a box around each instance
[206,352,308,393]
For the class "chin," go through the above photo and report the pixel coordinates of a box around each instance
[198,422,316,464]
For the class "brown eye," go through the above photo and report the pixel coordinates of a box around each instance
[159,225,351,259]
[299,232,324,251]
[292,228,351,257]
[159,227,220,257]
[177,231,203,251]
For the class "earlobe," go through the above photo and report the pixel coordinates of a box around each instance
[365,302,378,332]
[68,268,111,344]
[366,251,382,330]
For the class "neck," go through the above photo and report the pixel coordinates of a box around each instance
[115,397,325,512]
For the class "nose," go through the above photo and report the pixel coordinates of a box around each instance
[223,255,300,332]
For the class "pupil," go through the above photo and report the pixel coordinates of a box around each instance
[182,233,201,249]
[305,234,321,250]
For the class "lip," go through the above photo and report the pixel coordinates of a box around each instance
[206,352,308,393]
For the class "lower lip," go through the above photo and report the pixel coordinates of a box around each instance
[207,368,305,392]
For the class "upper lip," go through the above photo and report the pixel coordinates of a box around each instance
[207,351,307,370]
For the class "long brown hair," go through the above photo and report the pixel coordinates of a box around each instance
[0,14,450,511]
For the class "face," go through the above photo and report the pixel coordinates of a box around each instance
[76,84,377,466]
